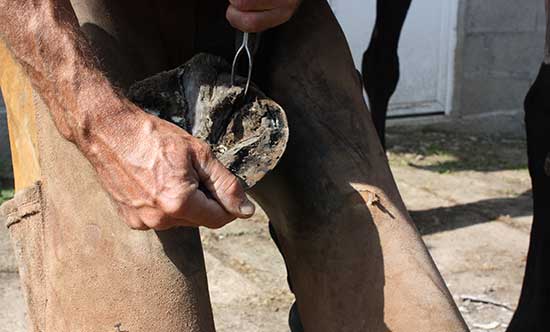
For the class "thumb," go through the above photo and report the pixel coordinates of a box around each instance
[194,148,256,218]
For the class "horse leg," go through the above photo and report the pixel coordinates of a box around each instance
[362,0,412,148]
[251,1,468,330]
[507,2,550,331]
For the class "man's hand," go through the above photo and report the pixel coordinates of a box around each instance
[0,0,255,231]
[87,103,256,231]
[226,0,301,32]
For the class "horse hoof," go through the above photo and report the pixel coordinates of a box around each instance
[128,53,289,189]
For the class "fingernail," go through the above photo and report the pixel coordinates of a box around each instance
[239,199,255,216]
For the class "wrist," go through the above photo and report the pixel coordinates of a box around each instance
[70,73,140,150]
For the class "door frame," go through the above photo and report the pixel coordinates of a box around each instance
[386,0,459,118]
[329,0,460,118]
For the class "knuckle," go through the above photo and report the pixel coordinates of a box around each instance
[126,218,149,231]
[157,184,197,216]
[179,143,193,159]
[119,207,149,230]
[160,201,180,216]
[144,215,171,230]
[193,141,213,164]
[133,202,181,230]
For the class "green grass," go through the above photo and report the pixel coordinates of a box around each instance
[0,188,14,204]
[386,129,528,174]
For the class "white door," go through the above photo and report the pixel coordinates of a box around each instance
[328,0,458,117]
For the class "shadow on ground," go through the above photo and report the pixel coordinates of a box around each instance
[412,190,532,235]
[387,127,527,173]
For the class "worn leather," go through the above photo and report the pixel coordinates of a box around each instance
[1,183,46,332]
[34,91,215,331]
[0,92,216,331]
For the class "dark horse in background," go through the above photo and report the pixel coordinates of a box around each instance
[362,0,550,331]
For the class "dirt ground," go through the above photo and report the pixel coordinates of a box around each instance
[0,124,533,332]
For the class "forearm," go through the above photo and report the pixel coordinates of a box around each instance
[0,0,132,146]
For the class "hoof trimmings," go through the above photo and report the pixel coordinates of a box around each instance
[128,53,289,189]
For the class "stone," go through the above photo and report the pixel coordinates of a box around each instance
[128,53,289,189]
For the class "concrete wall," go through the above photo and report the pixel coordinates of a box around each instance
[0,93,13,181]
[454,0,546,116]
[331,0,545,120]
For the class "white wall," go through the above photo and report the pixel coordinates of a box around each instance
[328,0,459,116]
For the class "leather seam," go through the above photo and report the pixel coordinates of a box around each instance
[6,206,42,228]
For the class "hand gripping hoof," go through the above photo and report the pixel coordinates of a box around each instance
[128,53,289,189]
